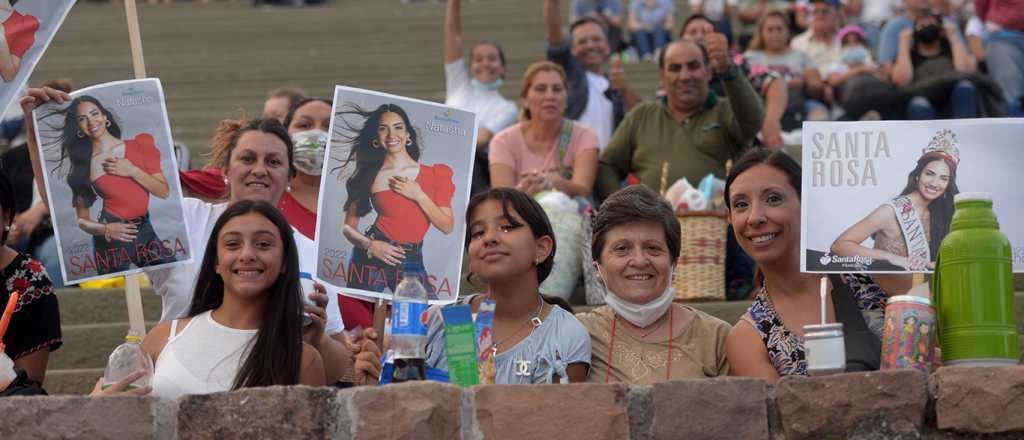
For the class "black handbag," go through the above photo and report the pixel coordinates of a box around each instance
[828,274,882,372]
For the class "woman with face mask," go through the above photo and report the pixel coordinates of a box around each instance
[444,0,517,194]
[279,97,331,239]
[576,185,730,383]
[891,14,979,119]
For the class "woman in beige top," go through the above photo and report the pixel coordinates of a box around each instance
[577,185,730,384]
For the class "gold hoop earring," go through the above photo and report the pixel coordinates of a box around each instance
[105,120,111,127]
[406,138,412,146]
[372,139,380,148]
[77,131,85,138]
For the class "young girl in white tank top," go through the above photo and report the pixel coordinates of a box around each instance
[141,201,325,399]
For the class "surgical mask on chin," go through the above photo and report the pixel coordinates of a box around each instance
[471,77,504,91]
[841,46,868,65]
[597,265,676,328]
[291,129,329,176]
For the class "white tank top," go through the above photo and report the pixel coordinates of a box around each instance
[151,310,257,400]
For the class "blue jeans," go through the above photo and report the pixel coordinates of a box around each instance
[346,225,436,298]
[34,236,64,289]
[711,16,733,47]
[631,28,670,58]
[986,30,1024,114]
[905,80,978,119]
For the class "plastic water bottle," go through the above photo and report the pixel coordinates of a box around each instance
[102,336,154,390]
[390,262,429,382]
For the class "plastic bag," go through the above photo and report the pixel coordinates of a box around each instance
[535,191,583,301]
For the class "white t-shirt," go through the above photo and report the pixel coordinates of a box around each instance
[444,58,518,135]
[578,71,614,151]
[689,0,738,21]
[147,198,343,334]
[861,0,899,26]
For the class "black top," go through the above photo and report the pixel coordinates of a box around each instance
[1,253,61,360]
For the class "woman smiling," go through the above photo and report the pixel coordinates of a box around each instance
[577,186,730,384]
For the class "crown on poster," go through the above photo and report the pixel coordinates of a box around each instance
[922,129,960,165]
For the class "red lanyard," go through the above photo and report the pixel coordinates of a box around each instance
[604,306,674,383]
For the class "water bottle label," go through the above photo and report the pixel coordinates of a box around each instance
[391,302,429,336]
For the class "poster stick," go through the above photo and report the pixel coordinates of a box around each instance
[372,298,387,353]
[125,274,146,338]
[124,0,147,79]
[124,0,148,339]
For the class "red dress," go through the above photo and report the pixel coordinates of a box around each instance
[371,164,455,244]
[4,10,38,58]
[92,134,163,219]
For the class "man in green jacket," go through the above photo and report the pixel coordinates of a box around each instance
[595,33,764,200]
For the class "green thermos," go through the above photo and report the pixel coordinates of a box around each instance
[934,192,1019,365]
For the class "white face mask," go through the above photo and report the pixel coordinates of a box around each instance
[291,129,328,176]
[596,264,675,328]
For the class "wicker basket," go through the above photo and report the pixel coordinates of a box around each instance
[672,211,728,302]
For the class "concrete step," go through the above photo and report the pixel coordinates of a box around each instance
[49,322,158,372]
[45,368,104,396]
[55,288,164,326]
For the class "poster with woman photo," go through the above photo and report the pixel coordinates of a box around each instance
[32,78,192,285]
[315,86,477,304]
[0,0,75,118]
[802,119,1024,273]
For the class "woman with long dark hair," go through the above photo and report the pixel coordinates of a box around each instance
[337,103,455,295]
[832,131,960,271]
[141,200,324,398]
[725,149,892,382]
[37,94,175,275]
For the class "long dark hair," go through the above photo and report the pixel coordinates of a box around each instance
[335,103,421,218]
[188,200,303,390]
[898,154,959,257]
[39,95,121,209]
[465,188,556,284]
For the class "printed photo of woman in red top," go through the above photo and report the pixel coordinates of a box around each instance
[0,0,39,82]
[336,103,455,297]
[39,95,177,275]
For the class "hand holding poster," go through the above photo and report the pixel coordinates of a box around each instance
[315,86,476,304]
[32,78,192,285]
[801,119,1024,273]
[0,0,74,117]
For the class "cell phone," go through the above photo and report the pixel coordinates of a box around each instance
[298,272,317,327]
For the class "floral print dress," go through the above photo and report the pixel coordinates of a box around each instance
[741,274,887,376]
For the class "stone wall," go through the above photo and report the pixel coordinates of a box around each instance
[2,367,1023,439]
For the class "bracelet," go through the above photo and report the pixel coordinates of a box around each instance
[366,240,374,260]
[102,221,112,242]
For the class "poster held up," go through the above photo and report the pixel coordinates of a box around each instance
[0,0,75,119]
[315,86,477,304]
[801,119,1024,274]
[31,78,193,285]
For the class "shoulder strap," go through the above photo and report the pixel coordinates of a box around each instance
[828,274,881,372]
[556,119,574,178]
